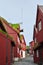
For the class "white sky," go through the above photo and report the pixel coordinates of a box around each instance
[0,0,43,45]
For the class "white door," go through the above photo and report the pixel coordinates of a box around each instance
[23,51,25,58]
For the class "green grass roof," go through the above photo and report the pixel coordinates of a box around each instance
[0,29,7,34]
[0,29,13,39]
[10,24,20,30]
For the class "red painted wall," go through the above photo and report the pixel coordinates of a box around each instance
[0,32,13,65]
[35,8,43,43]
[3,22,20,58]
[33,6,43,64]
[33,50,39,63]
[0,32,6,65]
[2,20,26,58]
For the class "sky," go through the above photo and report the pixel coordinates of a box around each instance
[0,0,43,45]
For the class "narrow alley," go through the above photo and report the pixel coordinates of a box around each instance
[13,55,37,65]
[1,0,43,65]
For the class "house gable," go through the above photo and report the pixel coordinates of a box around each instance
[36,5,43,28]
[0,20,6,32]
[0,17,20,34]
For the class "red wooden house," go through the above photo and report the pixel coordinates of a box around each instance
[29,41,34,55]
[9,24,26,59]
[0,20,15,65]
[33,5,43,64]
[0,17,26,61]
[0,17,21,60]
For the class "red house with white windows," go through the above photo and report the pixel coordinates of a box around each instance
[0,17,21,60]
[33,5,43,64]
[0,17,26,62]
[0,18,15,65]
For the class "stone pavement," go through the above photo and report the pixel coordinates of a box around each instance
[12,55,37,65]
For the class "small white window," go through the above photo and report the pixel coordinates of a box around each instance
[36,50,39,57]
[17,47,19,53]
[38,21,42,31]
[35,26,38,33]
[33,51,34,54]
[22,39,24,43]
[35,38,36,43]
[17,37,20,44]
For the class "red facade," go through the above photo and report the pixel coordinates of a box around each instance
[0,31,14,65]
[0,17,20,58]
[33,5,43,64]
[0,17,26,64]
[1,18,26,58]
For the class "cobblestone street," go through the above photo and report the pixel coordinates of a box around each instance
[13,56,37,65]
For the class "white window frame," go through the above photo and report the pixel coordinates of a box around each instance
[17,47,19,53]
[22,39,24,43]
[35,38,36,43]
[36,50,39,57]
[38,21,42,31]
[17,36,20,44]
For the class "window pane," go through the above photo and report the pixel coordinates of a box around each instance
[38,21,41,31]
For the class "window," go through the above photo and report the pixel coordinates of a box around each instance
[35,38,36,43]
[36,50,39,57]
[17,36,20,44]
[35,26,38,33]
[38,21,42,31]
[17,47,19,53]
[33,51,34,54]
[22,39,24,43]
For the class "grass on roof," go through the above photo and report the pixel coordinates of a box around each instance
[0,29,13,39]
[0,29,7,34]
[10,24,20,29]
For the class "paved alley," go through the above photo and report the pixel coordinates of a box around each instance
[13,55,37,65]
